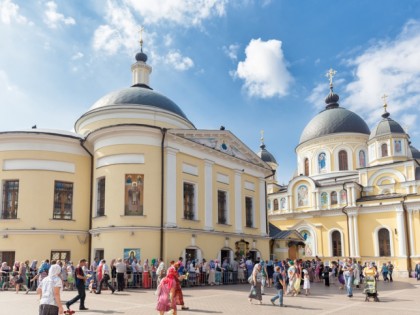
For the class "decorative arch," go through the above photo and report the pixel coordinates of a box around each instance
[328,228,345,257]
[293,223,318,257]
[304,157,310,176]
[331,191,338,205]
[338,150,348,170]
[273,198,279,210]
[373,226,394,257]
[381,143,389,157]
[358,149,367,168]
[368,169,406,187]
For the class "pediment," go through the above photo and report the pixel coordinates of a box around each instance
[169,129,270,169]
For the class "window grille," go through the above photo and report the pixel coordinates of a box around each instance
[218,190,227,224]
[245,197,253,227]
[1,180,19,219]
[97,177,105,216]
[53,181,73,220]
[183,182,195,220]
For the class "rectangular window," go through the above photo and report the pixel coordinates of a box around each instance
[94,249,104,261]
[51,251,71,262]
[1,180,19,219]
[183,182,195,220]
[124,174,144,216]
[97,177,105,216]
[0,251,15,267]
[245,196,253,228]
[217,190,228,224]
[53,181,73,220]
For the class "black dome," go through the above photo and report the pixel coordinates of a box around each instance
[410,145,420,159]
[258,144,277,164]
[300,106,370,144]
[369,116,406,140]
[89,85,191,122]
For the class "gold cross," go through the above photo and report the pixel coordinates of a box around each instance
[260,130,264,144]
[381,94,388,112]
[326,68,337,87]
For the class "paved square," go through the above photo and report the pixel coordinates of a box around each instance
[2,279,420,314]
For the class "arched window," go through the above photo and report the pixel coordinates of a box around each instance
[273,199,279,210]
[331,191,338,205]
[381,143,388,157]
[332,230,342,257]
[338,150,348,170]
[304,158,309,176]
[359,150,366,168]
[378,228,391,256]
[280,198,286,209]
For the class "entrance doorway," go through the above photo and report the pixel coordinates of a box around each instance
[185,248,197,261]
[220,249,230,263]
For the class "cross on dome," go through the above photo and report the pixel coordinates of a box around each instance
[381,94,388,112]
[138,26,144,50]
[326,68,337,89]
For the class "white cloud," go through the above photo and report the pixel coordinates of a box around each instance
[92,1,138,55]
[124,0,227,26]
[165,50,194,71]
[44,1,75,29]
[71,52,84,60]
[307,77,345,110]
[235,38,293,98]
[343,20,420,128]
[223,43,240,61]
[0,0,27,24]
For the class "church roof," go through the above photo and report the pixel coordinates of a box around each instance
[369,111,406,140]
[88,84,192,122]
[299,89,370,144]
[257,144,277,164]
[411,145,420,159]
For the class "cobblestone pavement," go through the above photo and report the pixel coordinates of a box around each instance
[2,279,420,315]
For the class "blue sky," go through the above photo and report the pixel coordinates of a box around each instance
[1,0,420,184]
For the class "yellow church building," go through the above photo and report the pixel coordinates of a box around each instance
[0,43,272,266]
[268,72,420,278]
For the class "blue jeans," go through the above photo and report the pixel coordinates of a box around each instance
[271,289,284,306]
[344,274,353,296]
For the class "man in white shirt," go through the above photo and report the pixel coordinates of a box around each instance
[95,260,115,294]
[115,258,126,292]
[342,258,355,298]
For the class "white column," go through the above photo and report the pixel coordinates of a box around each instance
[396,206,407,257]
[353,215,360,257]
[312,192,316,209]
[234,170,243,233]
[348,214,354,257]
[287,195,292,212]
[348,187,354,207]
[166,147,178,227]
[407,209,415,256]
[204,160,214,230]
[259,178,267,236]
[315,192,320,210]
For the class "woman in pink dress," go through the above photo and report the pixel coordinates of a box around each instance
[156,266,177,315]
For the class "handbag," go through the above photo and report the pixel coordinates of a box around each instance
[248,275,253,284]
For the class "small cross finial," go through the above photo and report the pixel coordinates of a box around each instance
[382,94,388,112]
[138,26,144,49]
[260,130,264,144]
[326,68,337,88]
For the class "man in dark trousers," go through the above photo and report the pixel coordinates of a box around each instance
[66,259,89,311]
[95,259,115,294]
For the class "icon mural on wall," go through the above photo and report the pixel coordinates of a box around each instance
[125,174,144,215]
[320,192,328,207]
[394,140,402,153]
[297,185,308,207]
[124,248,140,264]
[280,197,286,210]
[340,190,347,204]
[359,150,366,167]
[318,152,326,173]
[301,230,313,256]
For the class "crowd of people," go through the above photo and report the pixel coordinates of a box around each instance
[1,255,417,314]
[246,256,398,306]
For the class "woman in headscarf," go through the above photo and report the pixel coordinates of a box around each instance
[173,262,189,310]
[37,264,64,315]
[248,263,263,304]
[156,266,177,315]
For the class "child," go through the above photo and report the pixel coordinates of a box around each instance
[88,279,95,293]
[303,269,310,296]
